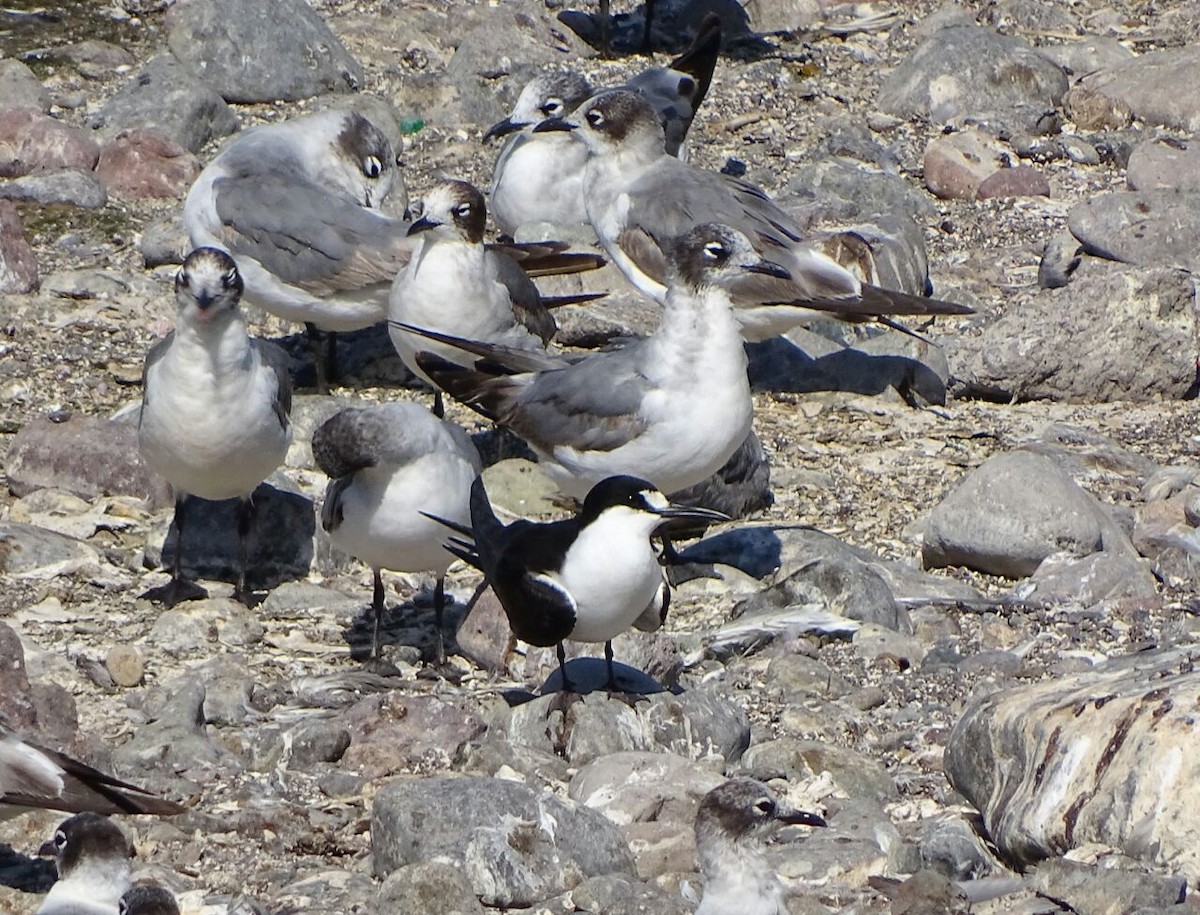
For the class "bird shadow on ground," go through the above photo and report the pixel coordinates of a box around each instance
[0,843,55,894]
[341,586,468,665]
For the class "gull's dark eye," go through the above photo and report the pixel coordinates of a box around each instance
[363,155,383,178]
[753,798,775,816]
[54,829,67,849]
[454,203,472,218]
[540,97,564,116]
[585,109,604,128]
[175,269,188,287]
[222,268,238,287]
[703,241,727,261]
[395,153,403,167]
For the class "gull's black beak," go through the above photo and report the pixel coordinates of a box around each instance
[744,259,792,281]
[37,839,57,858]
[483,117,525,142]
[407,215,440,236]
[778,809,827,828]
[532,117,577,134]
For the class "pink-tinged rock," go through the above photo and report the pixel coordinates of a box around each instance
[976,166,1051,200]
[0,108,101,178]
[923,129,1005,200]
[95,129,200,199]
[0,201,38,293]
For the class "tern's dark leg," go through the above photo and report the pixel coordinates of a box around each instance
[306,322,336,394]
[604,640,617,690]
[432,575,447,665]
[556,641,573,692]
[372,568,385,660]
[234,496,254,604]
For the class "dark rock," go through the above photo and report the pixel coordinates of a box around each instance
[0,61,49,112]
[138,213,190,268]
[371,776,636,906]
[0,201,37,293]
[455,589,516,674]
[918,817,995,880]
[91,54,239,153]
[1038,232,1082,289]
[149,477,315,591]
[286,720,351,769]
[782,159,938,223]
[1127,139,1200,193]
[95,129,199,199]
[1068,190,1200,272]
[166,0,364,103]
[0,622,38,729]
[378,862,485,914]
[1069,47,1200,133]
[976,165,1050,199]
[0,109,101,178]
[0,168,106,208]
[60,40,136,80]
[878,25,1068,134]
[339,693,486,779]
[6,413,173,508]
[548,874,692,914]
[922,451,1124,578]
[946,259,1198,403]
[0,521,100,577]
[945,646,1200,875]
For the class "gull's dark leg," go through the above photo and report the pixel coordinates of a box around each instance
[148,495,207,606]
[599,0,611,56]
[432,575,447,665]
[604,640,617,690]
[433,389,445,419]
[306,322,336,394]
[641,0,654,52]
[234,496,254,604]
[372,568,385,660]
[556,641,573,692]
[171,494,188,586]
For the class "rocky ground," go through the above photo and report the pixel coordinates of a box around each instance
[3,0,1200,913]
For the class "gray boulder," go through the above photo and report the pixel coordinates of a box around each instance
[1068,190,1200,272]
[1068,46,1200,132]
[166,0,363,103]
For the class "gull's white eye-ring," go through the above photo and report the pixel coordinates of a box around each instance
[585,109,604,128]
[363,155,383,178]
[703,241,727,261]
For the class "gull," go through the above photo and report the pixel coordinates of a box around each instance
[0,718,184,819]
[388,180,603,412]
[312,402,482,663]
[534,88,974,341]
[695,778,827,915]
[183,108,415,390]
[484,13,721,235]
[401,223,789,500]
[432,474,725,690]
[119,886,179,915]
[138,247,293,606]
[36,813,133,915]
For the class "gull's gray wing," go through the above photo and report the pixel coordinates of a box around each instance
[490,250,558,344]
[211,174,414,295]
[503,346,651,452]
[138,331,174,420]
[253,339,293,429]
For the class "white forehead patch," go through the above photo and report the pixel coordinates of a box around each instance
[642,489,669,511]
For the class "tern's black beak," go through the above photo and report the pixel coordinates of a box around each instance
[744,259,792,281]
[483,117,525,142]
[532,116,577,134]
[652,504,728,537]
[407,215,440,236]
[778,809,827,828]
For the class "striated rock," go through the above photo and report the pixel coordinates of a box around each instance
[976,165,1050,199]
[0,201,37,293]
[6,413,173,508]
[1070,47,1200,133]
[0,61,49,112]
[166,0,364,103]
[95,130,199,199]
[922,129,1005,200]
[1126,140,1200,193]
[372,776,636,906]
[878,25,1068,133]
[922,451,1124,578]
[0,521,100,578]
[91,54,239,153]
[946,259,1198,403]
[505,686,750,766]
[0,109,101,178]
[1067,190,1200,272]
[0,168,106,208]
[945,646,1200,877]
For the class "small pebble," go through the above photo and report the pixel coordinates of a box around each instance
[106,644,144,687]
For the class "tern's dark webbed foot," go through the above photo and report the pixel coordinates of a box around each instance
[142,578,208,607]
